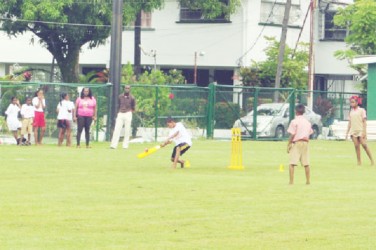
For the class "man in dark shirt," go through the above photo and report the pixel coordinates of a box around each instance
[110,85,136,149]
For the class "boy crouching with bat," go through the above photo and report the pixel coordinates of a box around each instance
[161,117,192,169]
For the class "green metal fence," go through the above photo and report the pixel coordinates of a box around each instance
[129,84,209,141]
[296,90,366,126]
[210,84,296,140]
[0,81,367,143]
[0,81,111,143]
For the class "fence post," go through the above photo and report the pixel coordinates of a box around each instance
[155,85,159,142]
[340,92,344,120]
[252,88,259,139]
[206,83,216,139]
[289,89,296,122]
[106,83,113,141]
[96,90,100,142]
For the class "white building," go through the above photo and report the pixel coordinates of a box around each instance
[0,0,359,91]
[314,0,359,93]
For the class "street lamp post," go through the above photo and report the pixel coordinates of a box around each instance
[194,51,205,84]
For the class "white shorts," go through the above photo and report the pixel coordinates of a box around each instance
[7,118,21,131]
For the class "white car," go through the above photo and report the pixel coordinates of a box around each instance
[233,103,323,139]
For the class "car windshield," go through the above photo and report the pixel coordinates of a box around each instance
[257,108,279,116]
[247,105,285,117]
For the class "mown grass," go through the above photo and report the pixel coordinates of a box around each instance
[0,140,375,249]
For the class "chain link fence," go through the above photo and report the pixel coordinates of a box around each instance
[0,81,111,144]
[0,81,366,143]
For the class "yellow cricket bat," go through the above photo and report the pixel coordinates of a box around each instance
[137,145,162,159]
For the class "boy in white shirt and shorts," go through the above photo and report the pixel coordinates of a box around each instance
[161,117,192,169]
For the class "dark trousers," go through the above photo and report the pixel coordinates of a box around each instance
[77,116,93,146]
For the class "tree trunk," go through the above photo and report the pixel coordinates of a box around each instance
[56,49,80,83]
[274,0,292,102]
[134,11,142,78]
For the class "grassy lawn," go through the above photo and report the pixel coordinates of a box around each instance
[0,140,376,249]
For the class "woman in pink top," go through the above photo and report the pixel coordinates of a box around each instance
[74,87,97,148]
[345,96,374,166]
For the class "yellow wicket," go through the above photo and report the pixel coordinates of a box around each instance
[228,128,244,170]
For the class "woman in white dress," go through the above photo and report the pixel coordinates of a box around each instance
[5,97,22,144]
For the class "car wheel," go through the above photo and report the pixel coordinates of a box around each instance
[311,125,319,139]
[275,126,285,139]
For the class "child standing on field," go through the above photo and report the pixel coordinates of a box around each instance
[287,104,313,185]
[345,96,374,166]
[5,97,22,145]
[161,117,192,169]
[20,97,35,145]
[32,89,46,145]
[57,93,75,146]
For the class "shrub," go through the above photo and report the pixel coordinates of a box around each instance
[215,102,241,129]
[313,96,335,126]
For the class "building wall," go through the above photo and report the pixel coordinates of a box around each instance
[0,0,357,87]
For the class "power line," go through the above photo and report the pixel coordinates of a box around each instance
[0,17,111,28]
[236,0,279,67]
[0,16,246,30]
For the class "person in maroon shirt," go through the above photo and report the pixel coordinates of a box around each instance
[110,85,136,149]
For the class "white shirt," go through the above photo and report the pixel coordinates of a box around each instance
[32,97,46,112]
[20,104,35,118]
[57,100,75,120]
[169,122,192,146]
[5,104,20,120]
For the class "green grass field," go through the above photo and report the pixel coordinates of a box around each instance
[1,140,376,249]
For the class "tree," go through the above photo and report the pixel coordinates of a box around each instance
[275,0,292,101]
[179,0,241,19]
[0,0,239,83]
[1,0,111,83]
[0,0,163,83]
[239,37,309,90]
[334,0,376,56]
[333,0,376,78]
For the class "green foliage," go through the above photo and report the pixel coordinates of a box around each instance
[313,96,335,127]
[0,0,164,83]
[333,0,376,91]
[0,0,114,82]
[122,67,189,129]
[238,67,260,87]
[179,0,241,19]
[0,0,239,83]
[334,0,376,55]
[170,98,208,127]
[214,102,240,129]
[239,37,309,89]
[164,69,186,84]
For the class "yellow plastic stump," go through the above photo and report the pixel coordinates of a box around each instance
[228,128,244,170]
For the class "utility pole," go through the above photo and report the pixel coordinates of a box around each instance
[134,11,142,77]
[307,0,315,110]
[109,0,123,136]
[274,0,292,102]
[194,51,198,84]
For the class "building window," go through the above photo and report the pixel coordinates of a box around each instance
[130,11,152,28]
[179,1,230,23]
[260,0,301,26]
[323,11,346,41]
[141,11,152,28]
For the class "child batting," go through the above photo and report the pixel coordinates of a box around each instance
[161,117,192,169]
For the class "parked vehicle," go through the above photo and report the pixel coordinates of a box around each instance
[233,103,322,139]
